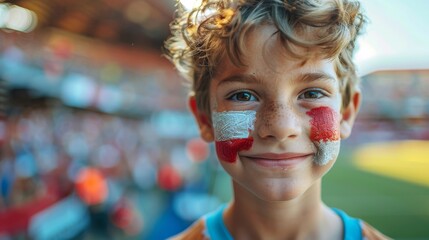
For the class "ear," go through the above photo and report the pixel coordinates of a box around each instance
[340,90,361,139]
[188,96,214,142]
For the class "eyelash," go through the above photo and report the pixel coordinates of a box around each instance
[227,90,258,102]
[298,89,328,100]
[226,88,328,102]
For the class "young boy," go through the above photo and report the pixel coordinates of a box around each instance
[165,0,389,239]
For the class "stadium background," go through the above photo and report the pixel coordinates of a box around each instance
[0,0,428,239]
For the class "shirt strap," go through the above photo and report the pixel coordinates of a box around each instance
[204,204,233,240]
[332,208,363,240]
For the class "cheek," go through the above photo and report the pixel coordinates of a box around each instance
[312,140,340,166]
[212,111,256,163]
[306,107,341,166]
[306,106,340,142]
[216,138,254,163]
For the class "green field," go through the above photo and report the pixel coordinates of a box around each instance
[323,151,429,240]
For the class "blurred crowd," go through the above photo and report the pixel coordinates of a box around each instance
[348,71,429,145]
[0,105,223,239]
[0,29,229,239]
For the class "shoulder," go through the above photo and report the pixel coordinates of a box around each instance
[332,208,391,240]
[361,221,392,240]
[168,219,208,240]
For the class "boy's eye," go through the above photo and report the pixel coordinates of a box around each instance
[299,90,326,99]
[228,91,257,101]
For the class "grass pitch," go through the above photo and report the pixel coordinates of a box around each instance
[323,144,429,239]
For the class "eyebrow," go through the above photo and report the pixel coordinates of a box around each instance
[298,72,337,84]
[217,74,265,86]
[217,72,337,86]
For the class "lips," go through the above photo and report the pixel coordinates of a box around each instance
[242,152,313,168]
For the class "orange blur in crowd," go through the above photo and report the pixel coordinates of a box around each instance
[75,167,109,205]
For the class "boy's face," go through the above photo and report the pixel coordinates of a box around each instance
[191,25,360,201]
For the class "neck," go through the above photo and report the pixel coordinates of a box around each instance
[224,180,338,240]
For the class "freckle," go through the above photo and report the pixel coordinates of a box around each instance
[266,102,276,112]
[262,101,286,127]
[266,102,280,115]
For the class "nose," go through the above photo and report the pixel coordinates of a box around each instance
[256,102,302,142]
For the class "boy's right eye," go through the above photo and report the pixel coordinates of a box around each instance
[227,91,258,102]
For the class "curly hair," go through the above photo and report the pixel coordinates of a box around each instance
[164,0,367,117]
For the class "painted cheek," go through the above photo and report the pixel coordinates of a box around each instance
[306,106,341,166]
[215,138,254,163]
[306,106,340,142]
[212,111,256,163]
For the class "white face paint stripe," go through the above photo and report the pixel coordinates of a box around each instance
[313,140,340,166]
[212,111,256,141]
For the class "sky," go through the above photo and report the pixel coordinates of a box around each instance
[355,0,429,76]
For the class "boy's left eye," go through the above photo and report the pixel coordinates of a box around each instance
[299,90,326,99]
[228,91,258,102]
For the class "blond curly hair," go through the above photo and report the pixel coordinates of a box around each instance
[164,0,366,117]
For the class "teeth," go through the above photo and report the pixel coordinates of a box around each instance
[313,140,340,166]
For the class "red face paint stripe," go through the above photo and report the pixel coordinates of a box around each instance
[306,107,339,142]
[215,138,254,163]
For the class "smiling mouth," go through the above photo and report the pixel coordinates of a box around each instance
[241,153,314,168]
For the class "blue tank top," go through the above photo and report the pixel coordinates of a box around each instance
[204,205,363,240]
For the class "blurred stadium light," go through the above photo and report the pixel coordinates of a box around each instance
[0,3,37,32]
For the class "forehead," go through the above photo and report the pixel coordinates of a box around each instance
[213,24,337,85]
